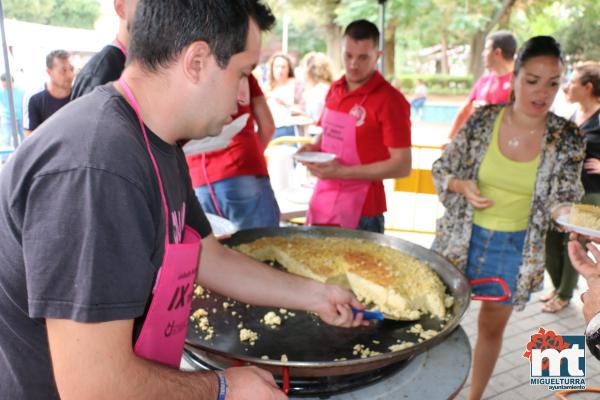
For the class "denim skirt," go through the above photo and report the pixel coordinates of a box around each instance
[465,224,527,305]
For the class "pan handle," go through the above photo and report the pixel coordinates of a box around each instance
[469,277,511,302]
[282,366,290,394]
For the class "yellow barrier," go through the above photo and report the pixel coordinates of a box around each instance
[393,169,437,195]
[267,136,313,148]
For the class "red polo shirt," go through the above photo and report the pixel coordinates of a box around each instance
[468,71,513,105]
[323,71,411,217]
[186,74,269,188]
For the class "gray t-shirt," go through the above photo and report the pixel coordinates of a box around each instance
[0,84,212,399]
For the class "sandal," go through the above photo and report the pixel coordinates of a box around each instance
[540,290,556,302]
[541,297,570,313]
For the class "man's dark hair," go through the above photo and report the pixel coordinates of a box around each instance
[343,19,380,45]
[129,0,275,71]
[514,36,563,77]
[46,50,70,69]
[487,31,518,61]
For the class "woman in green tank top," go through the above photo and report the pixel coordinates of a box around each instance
[431,37,585,400]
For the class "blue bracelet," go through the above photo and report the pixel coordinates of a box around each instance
[216,371,227,400]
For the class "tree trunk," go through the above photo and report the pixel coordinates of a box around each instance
[325,22,343,76]
[467,0,517,79]
[383,20,396,79]
[440,30,449,75]
[469,32,487,79]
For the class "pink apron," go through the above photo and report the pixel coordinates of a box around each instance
[306,105,371,229]
[118,79,202,368]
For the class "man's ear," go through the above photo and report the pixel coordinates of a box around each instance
[114,0,126,19]
[182,41,212,84]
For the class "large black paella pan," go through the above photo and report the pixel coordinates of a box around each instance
[185,227,471,377]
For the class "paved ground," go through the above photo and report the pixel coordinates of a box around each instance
[456,278,599,399]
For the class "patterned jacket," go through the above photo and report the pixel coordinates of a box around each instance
[431,104,585,310]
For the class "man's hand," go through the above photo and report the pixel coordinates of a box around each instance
[580,288,600,322]
[567,239,600,281]
[568,239,600,322]
[224,366,287,400]
[304,159,345,179]
[307,284,368,328]
[297,143,321,153]
[584,158,600,175]
[451,179,494,209]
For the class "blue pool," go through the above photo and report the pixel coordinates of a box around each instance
[411,103,460,123]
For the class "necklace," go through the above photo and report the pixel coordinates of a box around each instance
[506,109,543,148]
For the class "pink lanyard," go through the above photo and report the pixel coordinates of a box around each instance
[117,78,170,242]
[201,154,224,218]
[112,38,128,58]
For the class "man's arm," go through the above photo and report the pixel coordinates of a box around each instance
[568,239,600,322]
[251,95,275,150]
[25,95,42,135]
[447,101,474,141]
[46,318,285,399]
[303,147,411,181]
[197,235,366,328]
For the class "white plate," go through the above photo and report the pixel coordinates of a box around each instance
[205,213,238,238]
[292,152,336,163]
[553,203,600,238]
[183,113,250,155]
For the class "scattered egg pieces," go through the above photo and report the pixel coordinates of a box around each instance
[261,311,282,328]
[408,324,439,340]
[193,285,204,298]
[352,344,381,358]
[388,341,415,352]
[239,328,258,346]
[190,308,215,341]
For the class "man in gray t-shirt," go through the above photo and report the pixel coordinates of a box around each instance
[0,2,366,399]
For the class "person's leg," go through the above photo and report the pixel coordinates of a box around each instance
[357,215,384,234]
[468,302,513,400]
[554,231,578,301]
[194,185,219,215]
[543,228,564,298]
[197,176,280,230]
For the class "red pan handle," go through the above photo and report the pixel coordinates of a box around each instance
[282,366,290,394]
[469,277,511,302]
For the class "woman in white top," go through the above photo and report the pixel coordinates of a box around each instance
[265,53,297,139]
[300,52,335,123]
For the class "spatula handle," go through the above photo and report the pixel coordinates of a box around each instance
[352,308,384,320]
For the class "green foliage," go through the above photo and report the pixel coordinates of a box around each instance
[48,0,101,29]
[554,2,600,63]
[263,0,600,75]
[3,0,101,29]
[396,74,474,95]
[3,0,54,24]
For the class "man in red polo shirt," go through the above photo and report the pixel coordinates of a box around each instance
[186,74,280,229]
[299,19,412,234]
[447,31,517,140]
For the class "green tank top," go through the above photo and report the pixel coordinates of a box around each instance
[473,108,541,232]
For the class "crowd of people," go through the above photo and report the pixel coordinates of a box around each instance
[1,0,600,399]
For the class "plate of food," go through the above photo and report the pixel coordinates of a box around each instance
[552,203,600,238]
[292,151,336,163]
